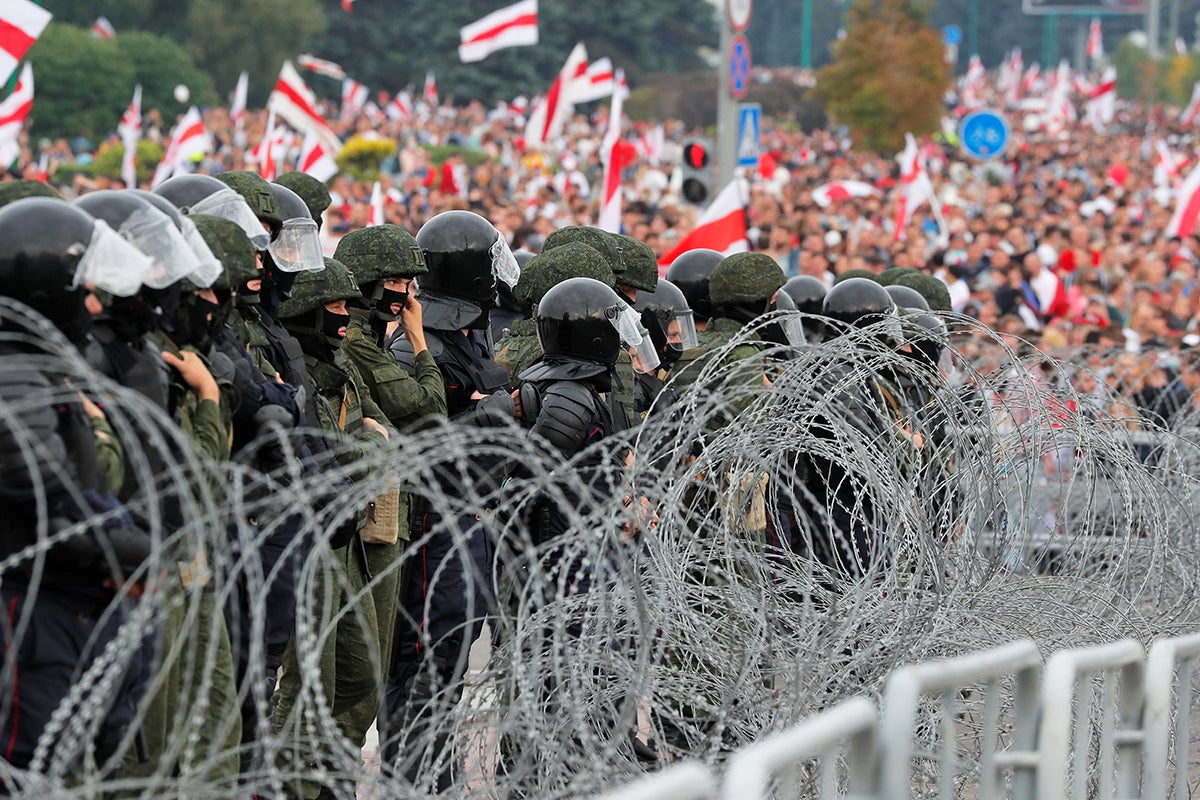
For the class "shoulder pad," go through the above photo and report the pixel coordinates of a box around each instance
[530,380,602,457]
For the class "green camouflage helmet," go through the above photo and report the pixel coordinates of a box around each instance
[834,268,880,284]
[514,242,615,307]
[614,234,659,293]
[709,252,786,306]
[543,225,621,270]
[334,224,428,285]
[0,180,61,209]
[276,257,362,318]
[188,213,257,291]
[879,268,951,312]
[215,171,282,232]
[274,172,332,227]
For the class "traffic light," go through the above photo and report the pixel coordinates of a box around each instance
[680,138,713,206]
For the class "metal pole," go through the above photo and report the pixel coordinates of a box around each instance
[967,0,979,64]
[1043,13,1059,67]
[1147,0,1162,58]
[801,0,813,69]
[1074,19,1087,73]
[1169,0,1180,54]
[717,3,737,189]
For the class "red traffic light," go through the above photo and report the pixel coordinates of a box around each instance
[683,141,709,169]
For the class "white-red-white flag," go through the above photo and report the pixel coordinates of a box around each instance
[1154,139,1182,189]
[230,70,248,131]
[297,127,338,183]
[252,108,280,181]
[597,68,625,233]
[893,133,934,242]
[1087,18,1103,60]
[341,78,368,120]
[961,54,986,110]
[386,90,413,120]
[1184,82,1200,126]
[656,178,749,267]
[367,180,384,226]
[151,106,210,187]
[269,61,342,156]
[525,42,588,147]
[459,0,538,63]
[298,54,347,81]
[573,57,616,104]
[119,84,141,189]
[1042,60,1075,137]
[1085,66,1116,132]
[1168,159,1200,238]
[0,0,50,89]
[423,71,438,107]
[812,180,881,207]
[637,123,664,166]
[0,62,32,167]
[91,16,114,39]
[1022,62,1042,95]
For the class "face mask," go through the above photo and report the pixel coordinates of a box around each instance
[660,343,684,370]
[321,308,350,343]
[374,286,409,320]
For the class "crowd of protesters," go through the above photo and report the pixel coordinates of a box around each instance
[10,83,1200,437]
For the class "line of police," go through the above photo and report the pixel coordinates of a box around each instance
[0,171,952,797]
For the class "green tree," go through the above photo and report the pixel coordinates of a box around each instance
[27,24,135,141]
[813,0,949,153]
[184,0,327,99]
[115,31,217,118]
[89,138,165,184]
[311,0,715,104]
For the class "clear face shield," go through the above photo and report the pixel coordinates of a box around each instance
[119,207,202,290]
[490,235,521,288]
[179,215,222,288]
[72,219,156,297]
[674,308,700,350]
[775,311,807,346]
[188,187,271,250]
[611,301,661,373]
[268,218,325,272]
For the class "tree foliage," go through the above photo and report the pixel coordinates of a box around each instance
[813,0,949,153]
[115,32,217,117]
[90,138,166,184]
[310,0,716,104]
[27,25,135,141]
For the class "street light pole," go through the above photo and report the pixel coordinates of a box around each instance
[801,0,813,69]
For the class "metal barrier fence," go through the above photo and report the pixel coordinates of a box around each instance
[592,633,1200,800]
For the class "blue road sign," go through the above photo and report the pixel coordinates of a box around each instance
[959,109,1010,160]
[729,35,751,99]
[737,103,761,168]
[942,24,962,46]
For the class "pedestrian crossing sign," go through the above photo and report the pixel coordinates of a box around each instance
[737,103,761,168]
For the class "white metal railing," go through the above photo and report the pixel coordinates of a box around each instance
[592,633,1200,800]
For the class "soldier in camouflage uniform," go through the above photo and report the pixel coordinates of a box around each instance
[273,258,393,800]
[494,241,614,383]
[333,224,448,749]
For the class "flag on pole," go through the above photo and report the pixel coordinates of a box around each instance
[297,54,347,81]
[893,133,934,242]
[637,123,664,166]
[119,84,141,189]
[573,57,616,104]
[151,106,210,187]
[252,108,279,180]
[386,90,413,120]
[1184,82,1200,126]
[367,180,384,226]
[0,63,33,167]
[341,78,368,120]
[1154,140,1182,189]
[423,72,438,107]
[230,71,248,131]
[1084,66,1116,132]
[268,61,342,156]
[525,42,588,147]
[656,178,749,267]
[0,0,50,88]
[1168,159,1200,237]
[91,16,114,39]
[459,0,538,63]
[597,68,626,233]
[811,180,881,207]
[298,128,338,183]
[1087,18,1103,60]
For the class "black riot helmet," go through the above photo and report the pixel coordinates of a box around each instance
[154,173,271,251]
[538,277,649,367]
[665,248,723,324]
[268,183,324,273]
[131,188,222,289]
[782,274,828,342]
[634,278,699,370]
[909,312,948,369]
[885,284,930,313]
[0,199,128,345]
[415,210,520,330]
[821,277,897,339]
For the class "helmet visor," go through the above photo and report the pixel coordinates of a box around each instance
[490,235,521,288]
[180,216,222,288]
[674,309,699,350]
[74,219,156,297]
[268,218,324,273]
[119,207,201,289]
[611,301,660,373]
[775,310,807,346]
[189,187,271,250]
